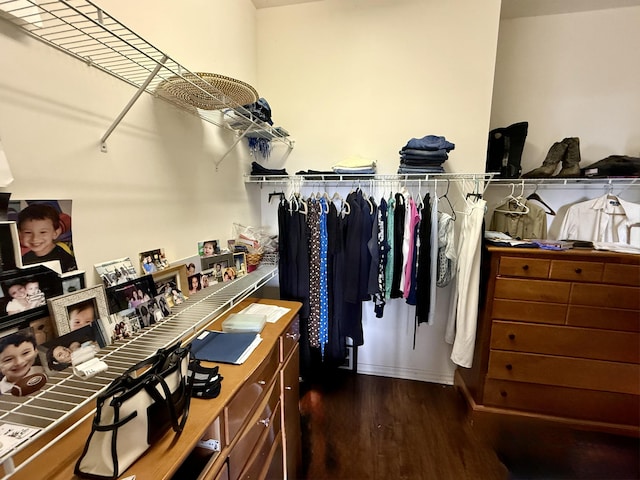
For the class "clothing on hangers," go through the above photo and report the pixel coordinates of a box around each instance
[490,199,547,239]
[558,194,640,246]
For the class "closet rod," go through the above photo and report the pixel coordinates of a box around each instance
[245,173,494,185]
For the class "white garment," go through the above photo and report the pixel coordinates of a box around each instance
[437,212,457,287]
[558,195,640,247]
[399,195,413,294]
[445,196,486,368]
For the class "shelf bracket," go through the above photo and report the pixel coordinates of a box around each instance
[100,55,169,152]
[213,126,253,171]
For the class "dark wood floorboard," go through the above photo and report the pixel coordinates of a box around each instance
[299,370,639,480]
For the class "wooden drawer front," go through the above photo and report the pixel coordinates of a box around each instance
[549,260,603,282]
[214,461,229,480]
[263,433,284,480]
[228,380,281,480]
[487,351,640,395]
[280,315,300,363]
[570,283,640,310]
[490,321,640,363]
[238,430,283,480]
[230,408,282,480]
[484,379,640,426]
[603,263,640,287]
[226,346,279,442]
[498,257,550,279]
[494,278,571,303]
[491,299,567,325]
[567,305,640,332]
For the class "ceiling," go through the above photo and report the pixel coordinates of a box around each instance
[251,0,640,18]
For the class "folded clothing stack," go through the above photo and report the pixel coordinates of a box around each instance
[332,155,377,174]
[251,161,288,176]
[398,135,455,174]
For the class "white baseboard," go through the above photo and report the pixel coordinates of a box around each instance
[355,363,454,385]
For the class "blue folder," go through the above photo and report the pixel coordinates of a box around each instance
[190,330,259,364]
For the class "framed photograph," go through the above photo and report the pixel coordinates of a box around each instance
[200,269,217,289]
[152,264,187,297]
[0,265,63,327]
[94,257,137,287]
[60,270,86,294]
[198,239,220,257]
[36,324,102,374]
[8,199,78,273]
[187,274,202,296]
[139,248,169,274]
[222,266,237,282]
[106,275,157,314]
[0,326,48,396]
[233,252,247,278]
[0,221,22,272]
[200,252,233,279]
[47,285,109,337]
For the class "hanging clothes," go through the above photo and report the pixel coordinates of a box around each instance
[558,194,640,247]
[436,212,456,287]
[445,194,487,368]
[402,197,420,299]
[490,199,547,239]
[372,198,389,318]
[307,200,322,349]
[385,194,396,300]
[390,192,406,298]
[427,193,439,325]
[415,193,433,324]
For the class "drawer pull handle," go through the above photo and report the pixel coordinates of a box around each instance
[522,265,529,271]
[575,268,582,274]
[508,333,515,340]
[257,380,266,385]
[505,364,513,371]
[285,386,293,390]
[500,390,507,397]
[286,333,297,339]
[258,418,270,428]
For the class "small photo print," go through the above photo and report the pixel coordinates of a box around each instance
[0,423,41,458]
[139,248,169,274]
[233,253,247,278]
[8,199,78,273]
[106,276,157,314]
[94,257,137,287]
[187,274,201,296]
[222,267,237,282]
[0,327,47,396]
[61,271,85,294]
[200,269,216,289]
[198,240,220,257]
[37,324,102,374]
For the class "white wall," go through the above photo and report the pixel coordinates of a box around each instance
[0,1,261,283]
[254,0,502,384]
[490,6,640,174]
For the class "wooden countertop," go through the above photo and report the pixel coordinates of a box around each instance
[8,298,302,480]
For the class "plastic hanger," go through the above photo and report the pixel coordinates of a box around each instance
[494,183,529,215]
[526,184,556,216]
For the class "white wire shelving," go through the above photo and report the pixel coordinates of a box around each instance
[0,0,294,166]
[0,265,277,479]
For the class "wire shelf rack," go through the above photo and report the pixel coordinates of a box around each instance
[0,265,277,478]
[0,0,294,160]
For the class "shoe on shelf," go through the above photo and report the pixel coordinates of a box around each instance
[521,141,567,178]
[556,137,581,177]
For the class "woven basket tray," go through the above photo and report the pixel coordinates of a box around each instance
[246,253,263,266]
[156,72,258,110]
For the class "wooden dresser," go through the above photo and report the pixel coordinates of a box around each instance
[9,298,302,480]
[455,246,640,436]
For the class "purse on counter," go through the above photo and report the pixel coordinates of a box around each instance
[75,342,194,479]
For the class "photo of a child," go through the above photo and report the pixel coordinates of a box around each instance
[198,240,220,257]
[67,299,96,331]
[16,202,77,273]
[0,328,46,395]
[3,280,47,315]
[38,324,101,373]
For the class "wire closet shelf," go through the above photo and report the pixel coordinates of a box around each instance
[0,266,277,479]
[0,0,294,155]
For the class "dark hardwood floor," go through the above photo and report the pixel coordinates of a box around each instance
[298,370,639,480]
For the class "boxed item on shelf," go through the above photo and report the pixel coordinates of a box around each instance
[221,313,267,334]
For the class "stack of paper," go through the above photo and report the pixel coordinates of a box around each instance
[190,330,262,365]
[239,303,290,323]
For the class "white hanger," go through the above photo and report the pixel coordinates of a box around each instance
[494,182,530,215]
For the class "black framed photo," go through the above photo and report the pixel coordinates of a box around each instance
[60,270,86,294]
[47,285,109,337]
[106,275,157,314]
[0,221,22,272]
[0,265,63,328]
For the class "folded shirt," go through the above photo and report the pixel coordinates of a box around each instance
[333,167,376,174]
[332,155,377,170]
[400,158,447,166]
[397,165,445,174]
[399,148,449,159]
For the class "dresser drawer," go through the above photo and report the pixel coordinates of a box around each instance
[602,263,640,287]
[549,260,603,282]
[237,430,283,480]
[228,378,281,480]
[487,350,640,395]
[491,299,567,325]
[226,346,279,442]
[484,379,640,426]
[498,257,550,279]
[494,278,570,303]
[280,315,300,363]
[490,321,640,363]
[567,305,640,332]
[570,283,640,310]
